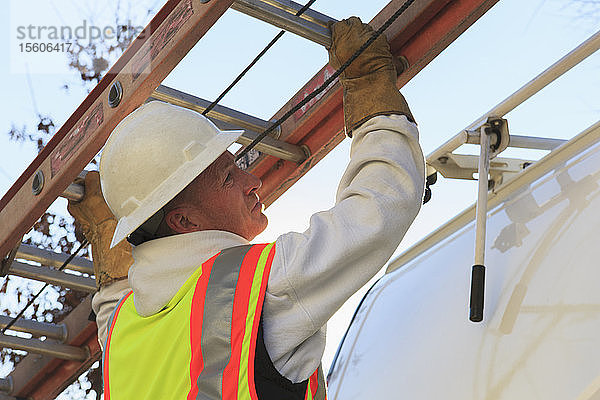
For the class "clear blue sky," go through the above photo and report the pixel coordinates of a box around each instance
[1,0,599,378]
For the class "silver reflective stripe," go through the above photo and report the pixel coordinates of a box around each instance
[314,365,327,400]
[196,245,253,400]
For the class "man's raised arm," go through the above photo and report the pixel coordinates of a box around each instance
[262,17,426,382]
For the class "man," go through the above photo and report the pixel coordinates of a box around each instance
[69,17,425,399]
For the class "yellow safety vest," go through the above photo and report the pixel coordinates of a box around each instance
[103,243,325,399]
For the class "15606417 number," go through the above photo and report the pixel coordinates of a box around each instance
[19,42,73,52]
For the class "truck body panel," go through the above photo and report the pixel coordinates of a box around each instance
[328,121,600,400]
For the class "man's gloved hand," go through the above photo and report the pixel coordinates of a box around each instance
[328,16,415,135]
[67,171,133,288]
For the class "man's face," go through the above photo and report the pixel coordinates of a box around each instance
[178,151,268,240]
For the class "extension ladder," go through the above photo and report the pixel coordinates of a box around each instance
[0,0,499,398]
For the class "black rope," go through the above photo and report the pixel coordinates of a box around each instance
[1,239,89,335]
[202,0,319,117]
[236,0,417,161]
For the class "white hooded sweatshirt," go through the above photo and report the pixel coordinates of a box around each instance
[92,114,425,383]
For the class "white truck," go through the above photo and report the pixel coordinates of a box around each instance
[327,30,600,400]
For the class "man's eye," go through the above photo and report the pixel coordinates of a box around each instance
[224,172,232,183]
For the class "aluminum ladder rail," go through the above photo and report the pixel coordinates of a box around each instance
[0,0,502,398]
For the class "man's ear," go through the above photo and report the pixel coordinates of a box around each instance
[164,206,201,234]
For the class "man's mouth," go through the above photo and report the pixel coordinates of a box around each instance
[251,194,262,212]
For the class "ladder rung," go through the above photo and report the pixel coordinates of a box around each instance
[151,85,309,163]
[9,261,96,293]
[16,244,93,275]
[0,316,67,341]
[63,181,85,204]
[236,130,308,164]
[61,84,310,202]
[463,133,567,151]
[505,135,566,151]
[0,333,87,361]
[152,85,274,135]
[231,0,335,47]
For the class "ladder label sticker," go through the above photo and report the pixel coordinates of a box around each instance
[50,102,104,178]
[131,0,194,81]
[236,148,261,171]
[293,65,337,122]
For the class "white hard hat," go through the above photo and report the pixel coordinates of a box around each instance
[99,101,243,248]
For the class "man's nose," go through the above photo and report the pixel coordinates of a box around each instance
[244,171,262,195]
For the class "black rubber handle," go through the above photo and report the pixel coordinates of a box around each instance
[469,264,485,322]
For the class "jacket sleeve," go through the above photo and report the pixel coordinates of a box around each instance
[262,114,425,383]
[92,279,131,349]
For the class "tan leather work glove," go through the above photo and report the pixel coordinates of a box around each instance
[328,17,415,136]
[67,171,133,288]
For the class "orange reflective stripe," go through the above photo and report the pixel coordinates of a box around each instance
[103,290,133,400]
[187,252,219,400]
[309,369,319,398]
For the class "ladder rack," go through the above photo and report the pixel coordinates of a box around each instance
[417,28,600,322]
[426,28,600,190]
[0,0,501,397]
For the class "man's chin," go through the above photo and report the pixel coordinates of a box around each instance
[248,213,268,241]
[257,213,268,233]
[239,213,268,241]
